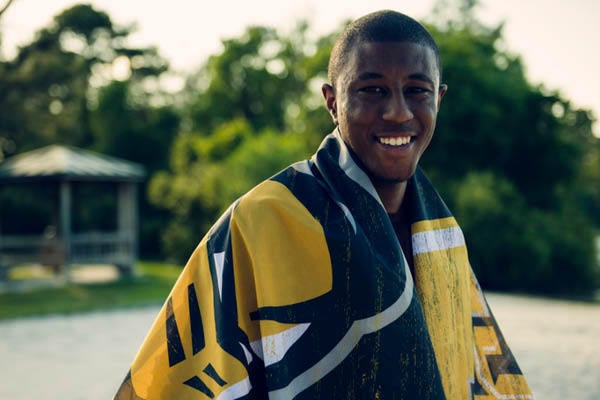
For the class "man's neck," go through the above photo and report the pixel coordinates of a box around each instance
[388,196,415,276]
[374,180,408,214]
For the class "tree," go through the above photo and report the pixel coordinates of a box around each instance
[184,22,335,140]
[419,1,599,295]
[0,0,15,19]
[90,79,180,256]
[0,4,179,257]
[149,118,307,262]
[149,22,343,261]
[0,4,168,158]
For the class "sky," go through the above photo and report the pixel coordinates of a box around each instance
[1,0,599,135]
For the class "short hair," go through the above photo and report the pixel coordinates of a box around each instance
[328,10,442,86]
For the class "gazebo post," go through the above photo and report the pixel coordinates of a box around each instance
[117,182,137,277]
[0,215,6,281]
[60,180,72,280]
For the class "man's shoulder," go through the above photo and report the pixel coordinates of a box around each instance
[230,160,328,229]
[237,178,296,211]
[236,161,314,211]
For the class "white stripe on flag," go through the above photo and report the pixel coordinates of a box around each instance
[412,227,465,255]
[251,323,311,366]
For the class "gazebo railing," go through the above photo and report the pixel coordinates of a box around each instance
[70,232,134,265]
[0,232,134,268]
[0,235,47,266]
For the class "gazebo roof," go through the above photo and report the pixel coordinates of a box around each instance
[0,145,145,183]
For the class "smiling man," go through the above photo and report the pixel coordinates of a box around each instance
[322,34,448,276]
[115,10,533,400]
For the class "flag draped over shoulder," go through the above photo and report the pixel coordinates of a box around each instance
[115,131,533,400]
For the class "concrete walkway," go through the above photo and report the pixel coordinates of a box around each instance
[0,306,157,400]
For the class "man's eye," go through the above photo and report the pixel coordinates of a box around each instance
[406,87,431,95]
[359,86,386,95]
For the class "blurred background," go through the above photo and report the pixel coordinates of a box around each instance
[0,0,599,399]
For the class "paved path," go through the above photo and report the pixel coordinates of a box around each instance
[0,306,158,400]
[487,292,600,400]
[1,293,599,399]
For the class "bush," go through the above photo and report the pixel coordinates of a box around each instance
[454,172,598,296]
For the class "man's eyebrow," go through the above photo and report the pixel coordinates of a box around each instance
[408,73,435,86]
[357,72,384,81]
[356,72,435,86]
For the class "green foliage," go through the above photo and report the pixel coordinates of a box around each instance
[89,79,180,256]
[221,129,309,201]
[1,3,598,295]
[0,3,169,158]
[424,23,586,209]
[187,26,297,132]
[184,21,336,143]
[454,172,598,294]
[0,183,57,234]
[0,4,179,257]
[148,13,598,295]
[90,80,179,173]
[421,12,599,296]
[71,182,118,232]
[149,119,308,263]
[150,22,339,262]
[571,117,600,226]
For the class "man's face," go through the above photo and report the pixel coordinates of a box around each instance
[323,41,446,183]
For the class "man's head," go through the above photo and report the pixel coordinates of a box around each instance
[322,10,447,187]
[328,10,442,88]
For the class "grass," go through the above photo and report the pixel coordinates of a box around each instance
[0,261,182,320]
[3,261,597,321]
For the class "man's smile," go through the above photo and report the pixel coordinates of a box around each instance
[377,136,413,147]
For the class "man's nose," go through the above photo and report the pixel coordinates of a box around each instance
[382,92,413,123]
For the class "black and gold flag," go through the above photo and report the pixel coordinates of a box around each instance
[115,131,532,400]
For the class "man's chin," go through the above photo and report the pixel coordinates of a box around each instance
[370,174,412,185]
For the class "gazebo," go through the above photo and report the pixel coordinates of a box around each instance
[0,145,145,280]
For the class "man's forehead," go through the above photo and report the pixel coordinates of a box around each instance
[352,40,435,60]
[343,41,439,79]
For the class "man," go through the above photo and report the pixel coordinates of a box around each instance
[115,10,533,400]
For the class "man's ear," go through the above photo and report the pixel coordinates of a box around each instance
[437,84,448,109]
[322,83,338,125]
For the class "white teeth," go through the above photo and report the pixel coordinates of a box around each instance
[378,136,411,146]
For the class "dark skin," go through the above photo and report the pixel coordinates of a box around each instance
[322,41,447,267]
[389,194,415,273]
